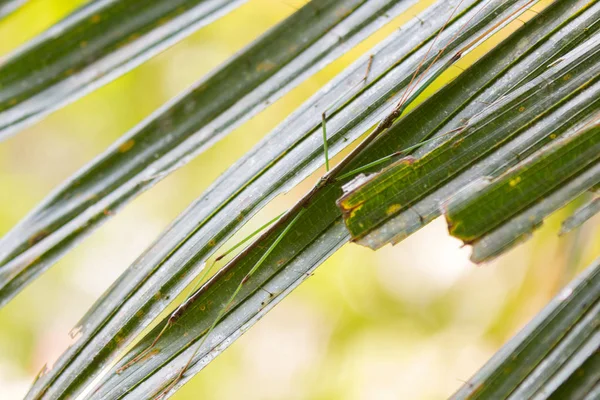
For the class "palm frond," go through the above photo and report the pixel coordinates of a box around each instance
[0,0,417,308]
[452,257,599,400]
[23,1,536,398]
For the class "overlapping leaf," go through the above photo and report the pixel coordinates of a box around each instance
[445,120,599,261]
[0,0,420,308]
[337,27,600,253]
[452,257,599,400]
[560,195,600,234]
[27,0,510,398]
[0,0,248,139]
[87,2,597,398]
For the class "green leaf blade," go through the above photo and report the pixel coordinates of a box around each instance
[451,258,600,400]
[560,195,600,234]
[447,122,600,242]
[510,301,600,399]
[0,0,248,139]
[470,160,600,262]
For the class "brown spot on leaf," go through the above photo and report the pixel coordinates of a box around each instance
[136,348,159,363]
[28,231,49,246]
[452,138,464,148]
[392,156,417,167]
[127,33,141,43]
[256,60,276,72]
[118,139,135,153]
[334,6,351,18]
[349,203,365,220]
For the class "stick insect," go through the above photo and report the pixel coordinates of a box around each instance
[115,1,538,398]
[116,212,285,373]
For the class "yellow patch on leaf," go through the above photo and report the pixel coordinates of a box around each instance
[386,204,402,215]
[256,60,276,72]
[509,176,522,187]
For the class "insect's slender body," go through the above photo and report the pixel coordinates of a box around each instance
[154,209,306,398]
[151,4,473,397]
[117,213,285,373]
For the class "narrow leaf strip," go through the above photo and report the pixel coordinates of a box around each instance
[544,348,600,400]
[0,0,420,307]
[451,257,600,400]
[510,302,600,399]
[93,215,351,400]
[559,196,600,235]
[0,0,27,18]
[0,0,247,139]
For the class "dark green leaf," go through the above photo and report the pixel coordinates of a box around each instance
[469,159,600,262]
[451,257,600,400]
[0,0,418,308]
[0,0,247,140]
[446,123,600,242]
[547,350,600,400]
[338,30,600,250]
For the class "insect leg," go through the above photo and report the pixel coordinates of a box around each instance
[154,209,305,399]
[117,213,284,373]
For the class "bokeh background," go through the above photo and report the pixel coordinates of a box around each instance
[0,1,598,399]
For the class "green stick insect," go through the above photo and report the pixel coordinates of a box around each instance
[115,1,538,398]
[116,212,286,373]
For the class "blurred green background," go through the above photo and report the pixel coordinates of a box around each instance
[0,1,598,399]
